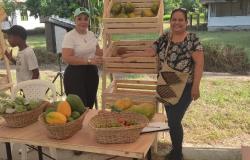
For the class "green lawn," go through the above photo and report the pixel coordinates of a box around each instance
[196,31,250,55]
[27,34,46,48]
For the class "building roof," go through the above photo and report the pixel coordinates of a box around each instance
[47,16,75,31]
[201,0,238,4]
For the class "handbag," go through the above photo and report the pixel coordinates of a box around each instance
[156,32,189,106]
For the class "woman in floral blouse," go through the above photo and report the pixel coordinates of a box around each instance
[122,8,204,160]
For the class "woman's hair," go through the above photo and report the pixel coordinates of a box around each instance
[170,8,188,21]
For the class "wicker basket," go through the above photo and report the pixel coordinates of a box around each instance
[39,109,88,140]
[1,101,48,128]
[89,111,149,144]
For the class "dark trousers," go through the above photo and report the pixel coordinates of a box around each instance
[165,83,192,155]
[63,65,99,109]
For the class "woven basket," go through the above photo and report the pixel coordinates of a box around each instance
[89,111,149,144]
[39,109,88,140]
[1,101,48,128]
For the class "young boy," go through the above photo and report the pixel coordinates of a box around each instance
[4,25,39,82]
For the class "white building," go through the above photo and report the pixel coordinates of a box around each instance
[201,0,250,31]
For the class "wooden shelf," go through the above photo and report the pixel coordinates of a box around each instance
[102,79,157,108]
[103,0,164,34]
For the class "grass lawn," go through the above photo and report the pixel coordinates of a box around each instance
[27,34,46,48]
[196,31,250,56]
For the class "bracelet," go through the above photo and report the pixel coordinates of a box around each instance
[87,58,91,65]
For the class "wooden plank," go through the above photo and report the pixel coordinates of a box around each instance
[104,68,157,73]
[113,40,153,46]
[116,80,157,85]
[105,62,156,69]
[105,28,160,34]
[104,23,158,29]
[104,57,157,62]
[117,84,156,90]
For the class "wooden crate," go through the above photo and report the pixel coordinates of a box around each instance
[103,40,158,74]
[102,79,157,109]
[103,0,164,34]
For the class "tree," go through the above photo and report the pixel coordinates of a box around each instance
[2,0,19,25]
[25,0,103,35]
[164,0,202,14]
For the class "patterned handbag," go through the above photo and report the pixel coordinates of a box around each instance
[155,31,189,105]
[156,63,188,106]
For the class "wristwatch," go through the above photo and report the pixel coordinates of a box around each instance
[87,58,91,65]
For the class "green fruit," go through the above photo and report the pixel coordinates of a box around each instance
[151,2,159,15]
[128,12,136,18]
[45,107,57,114]
[141,9,155,17]
[14,97,25,105]
[66,94,85,114]
[124,2,135,14]
[15,104,27,113]
[111,2,122,16]
[126,103,156,120]
[67,116,74,122]
[71,111,81,119]
[29,100,41,110]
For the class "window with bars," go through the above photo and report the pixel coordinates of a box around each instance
[20,10,28,21]
[210,0,249,17]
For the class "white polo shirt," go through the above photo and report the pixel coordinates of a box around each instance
[16,47,39,82]
[62,29,98,59]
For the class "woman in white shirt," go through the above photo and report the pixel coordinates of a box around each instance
[62,7,102,109]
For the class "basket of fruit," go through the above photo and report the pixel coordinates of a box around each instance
[89,111,149,144]
[39,94,88,140]
[0,96,47,128]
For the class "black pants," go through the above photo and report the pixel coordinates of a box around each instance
[165,83,192,155]
[63,65,99,109]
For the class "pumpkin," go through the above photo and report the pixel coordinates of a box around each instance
[46,112,67,124]
[57,101,71,117]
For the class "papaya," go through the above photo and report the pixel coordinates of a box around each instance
[46,112,67,124]
[57,101,71,117]
[66,94,85,114]
[141,9,155,17]
[71,111,81,120]
[114,97,133,110]
[125,103,156,120]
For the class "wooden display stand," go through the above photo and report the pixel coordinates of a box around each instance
[102,0,164,109]
[0,7,13,91]
[103,0,164,50]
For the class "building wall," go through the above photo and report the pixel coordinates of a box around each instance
[15,10,44,30]
[207,1,250,31]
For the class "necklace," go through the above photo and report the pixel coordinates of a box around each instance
[83,38,87,43]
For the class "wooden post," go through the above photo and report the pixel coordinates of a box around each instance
[197,13,200,31]
[189,14,193,27]
[0,7,13,92]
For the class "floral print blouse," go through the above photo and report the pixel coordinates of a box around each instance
[153,32,203,83]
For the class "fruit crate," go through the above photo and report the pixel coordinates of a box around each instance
[103,40,158,74]
[103,0,164,34]
[102,79,157,109]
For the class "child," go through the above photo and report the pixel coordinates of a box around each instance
[4,25,39,82]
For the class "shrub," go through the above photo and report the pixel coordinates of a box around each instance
[163,14,170,21]
[203,43,250,74]
[33,47,58,65]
